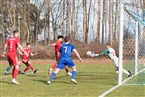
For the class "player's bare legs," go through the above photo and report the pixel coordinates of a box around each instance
[65,66,72,76]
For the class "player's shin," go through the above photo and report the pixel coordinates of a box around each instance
[5,67,11,74]
[29,65,34,70]
[51,63,57,70]
[49,72,56,81]
[12,66,19,79]
[24,67,29,72]
[122,69,130,75]
[71,70,76,79]
[18,65,21,74]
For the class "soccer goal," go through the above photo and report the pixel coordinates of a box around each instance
[118,4,145,86]
[99,4,145,97]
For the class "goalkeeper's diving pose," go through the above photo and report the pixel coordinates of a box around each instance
[91,43,132,77]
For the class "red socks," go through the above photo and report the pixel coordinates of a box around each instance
[24,67,29,72]
[51,63,57,69]
[29,65,34,71]
[24,63,34,72]
[12,67,19,79]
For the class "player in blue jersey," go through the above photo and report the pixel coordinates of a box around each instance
[47,36,83,84]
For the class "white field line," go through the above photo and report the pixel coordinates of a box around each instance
[0,71,47,79]
[98,85,121,97]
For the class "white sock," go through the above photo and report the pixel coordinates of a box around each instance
[123,69,130,75]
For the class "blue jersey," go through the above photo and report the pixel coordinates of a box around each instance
[57,43,76,69]
[59,43,75,59]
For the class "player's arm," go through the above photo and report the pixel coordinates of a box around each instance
[73,49,83,63]
[17,43,28,56]
[3,43,8,57]
[30,52,37,56]
[99,49,110,56]
[17,48,23,55]
[48,43,56,46]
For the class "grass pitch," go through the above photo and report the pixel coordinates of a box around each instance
[0,59,144,97]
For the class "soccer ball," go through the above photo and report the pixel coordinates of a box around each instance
[87,51,92,56]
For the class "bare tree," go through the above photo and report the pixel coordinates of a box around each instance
[47,0,51,43]
[109,0,113,45]
[0,1,5,42]
[143,0,145,38]
[83,0,87,43]
[22,0,27,43]
[114,0,119,42]
[12,0,16,30]
[66,0,71,36]
[71,0,76,39]
[87,0,92,42]
[61,0,65,36]
[96,1,101,44]
[102,0,106,44]
[27,0,30,43]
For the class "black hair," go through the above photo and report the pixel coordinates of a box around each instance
[57,35,64,39]
[13,30,19,34]
[64,36,70,42]
[26,43,31,46]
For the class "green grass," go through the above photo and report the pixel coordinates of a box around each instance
[0,60,145,97]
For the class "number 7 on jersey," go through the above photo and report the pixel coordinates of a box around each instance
[63,46,68,53]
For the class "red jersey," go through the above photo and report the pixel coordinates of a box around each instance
[55,40,62,53]
[22,47,32,62]
[6,36,19,56]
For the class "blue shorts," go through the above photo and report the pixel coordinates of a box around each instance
[57,58,75,69]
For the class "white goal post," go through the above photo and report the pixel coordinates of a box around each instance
[118,4,124,85]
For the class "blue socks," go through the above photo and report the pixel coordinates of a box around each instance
[18,65,21,74]
[49,71,76,82]
[72,71,76,79]
[49,73,56,81]
[5,67,11,72]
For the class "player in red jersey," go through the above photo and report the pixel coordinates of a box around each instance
[21,43,37,74]
[3,30,27,84]
[48,35,72,76]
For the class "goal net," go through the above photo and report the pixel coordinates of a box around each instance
[121,6,145,85]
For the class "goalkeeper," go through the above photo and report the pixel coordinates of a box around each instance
[97,43,131,77]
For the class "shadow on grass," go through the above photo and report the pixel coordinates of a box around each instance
[56,80,72,84]
[26,74,47,78]
[0,73,12,75]
[32,79,72,85]
[31,72,117,85]
[32,79,47,84]
[0,81,15,85]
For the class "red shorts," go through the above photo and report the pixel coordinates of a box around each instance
[7,55,18,66]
